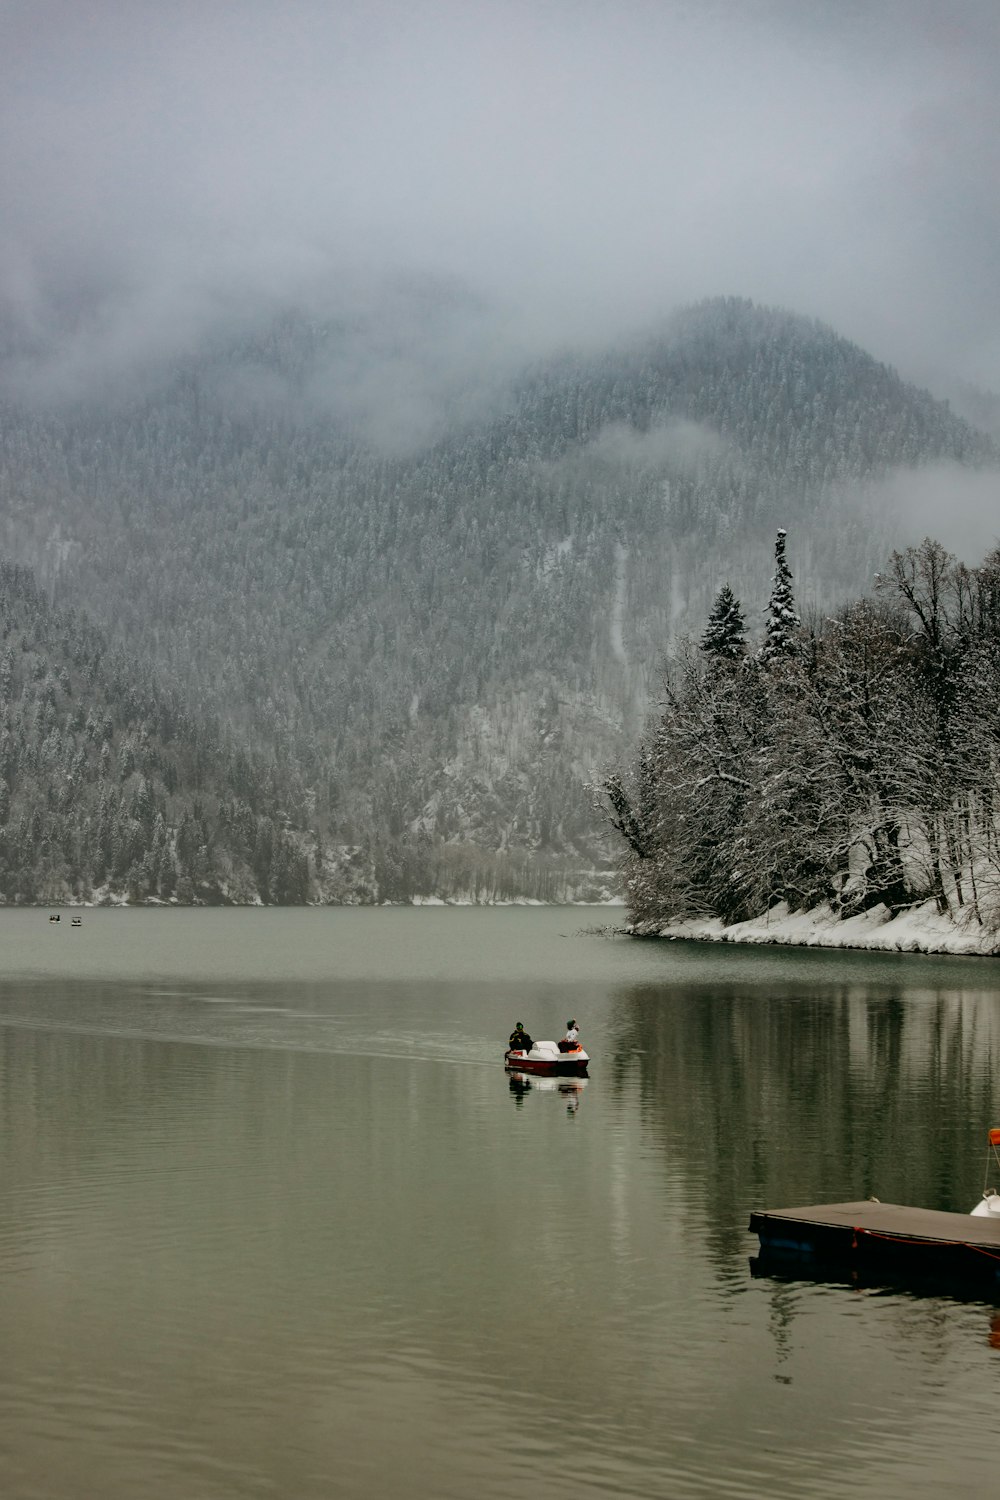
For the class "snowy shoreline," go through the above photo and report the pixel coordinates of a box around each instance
[626,899,1000,959]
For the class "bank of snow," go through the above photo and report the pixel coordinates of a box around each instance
[629,899,1000,957]
[410,895,625,907]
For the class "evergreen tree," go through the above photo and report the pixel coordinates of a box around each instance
[700,585,747,662]
[606,534,1000,933]
[761,529,800,661]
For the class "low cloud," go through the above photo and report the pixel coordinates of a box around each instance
[865,461,1000,565]
[1,0,999,401]
[588,419,727,476]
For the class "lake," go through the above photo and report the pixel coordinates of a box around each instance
[2,906,1000,1499]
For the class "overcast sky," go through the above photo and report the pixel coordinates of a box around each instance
[2,0,998,392]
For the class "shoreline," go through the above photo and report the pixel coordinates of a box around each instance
[626,898,1000,959]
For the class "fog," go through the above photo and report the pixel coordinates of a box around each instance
[868,462,1000,565]
[587,419,726,476]
[2,0,999,397]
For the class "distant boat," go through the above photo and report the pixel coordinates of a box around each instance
[48,914,60,923]
[71,918,82,927]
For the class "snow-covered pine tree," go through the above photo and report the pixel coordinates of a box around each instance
[700,584,748,662]
[761,528,800,661]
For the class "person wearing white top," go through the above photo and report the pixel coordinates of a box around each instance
[559,1019,579,1052]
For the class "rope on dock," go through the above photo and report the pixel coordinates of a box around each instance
[852,1225,1000,1264]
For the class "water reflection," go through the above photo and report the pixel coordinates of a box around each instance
[507,1072,587,1113]
[750,1248,1000,1309]
[606,978,1000,1228]
[507,1071,531,1106]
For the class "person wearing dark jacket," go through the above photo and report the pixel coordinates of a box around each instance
[508,1022,533,1053]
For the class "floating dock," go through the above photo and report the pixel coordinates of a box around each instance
[750,1201,1000,1285]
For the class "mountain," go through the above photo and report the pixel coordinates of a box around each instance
[0,294,995,900]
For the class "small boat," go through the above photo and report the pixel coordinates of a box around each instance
[504,1040,589,1076]
[971,1128,1000,1217]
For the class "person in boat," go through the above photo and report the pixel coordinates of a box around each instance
[558,1019,580,1053]
[508,1022,533,1054]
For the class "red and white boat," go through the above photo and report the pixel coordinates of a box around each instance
[504,1039,589,1076]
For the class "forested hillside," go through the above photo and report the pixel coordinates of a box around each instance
[0,295,995,900]
[0,559,332,904]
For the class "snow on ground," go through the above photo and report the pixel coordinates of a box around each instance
[408,895,625,907]
[630,899,1000,957]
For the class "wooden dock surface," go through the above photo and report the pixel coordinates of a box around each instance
[750,1200,1000,1281]
[753,1200,1000,1246]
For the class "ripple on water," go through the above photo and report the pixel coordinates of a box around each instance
[2,910,1000,1498]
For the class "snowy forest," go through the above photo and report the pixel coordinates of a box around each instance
[604,532,1000,935]
[1,293,998,903]
[0,560,320,905]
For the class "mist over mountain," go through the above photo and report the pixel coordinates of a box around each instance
[6,1,1000,398]
[0,290,996,901]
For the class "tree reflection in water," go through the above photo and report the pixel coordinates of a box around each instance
[604,975,1000,1268]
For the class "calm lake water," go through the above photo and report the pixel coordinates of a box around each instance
[2,907,1000,1499]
